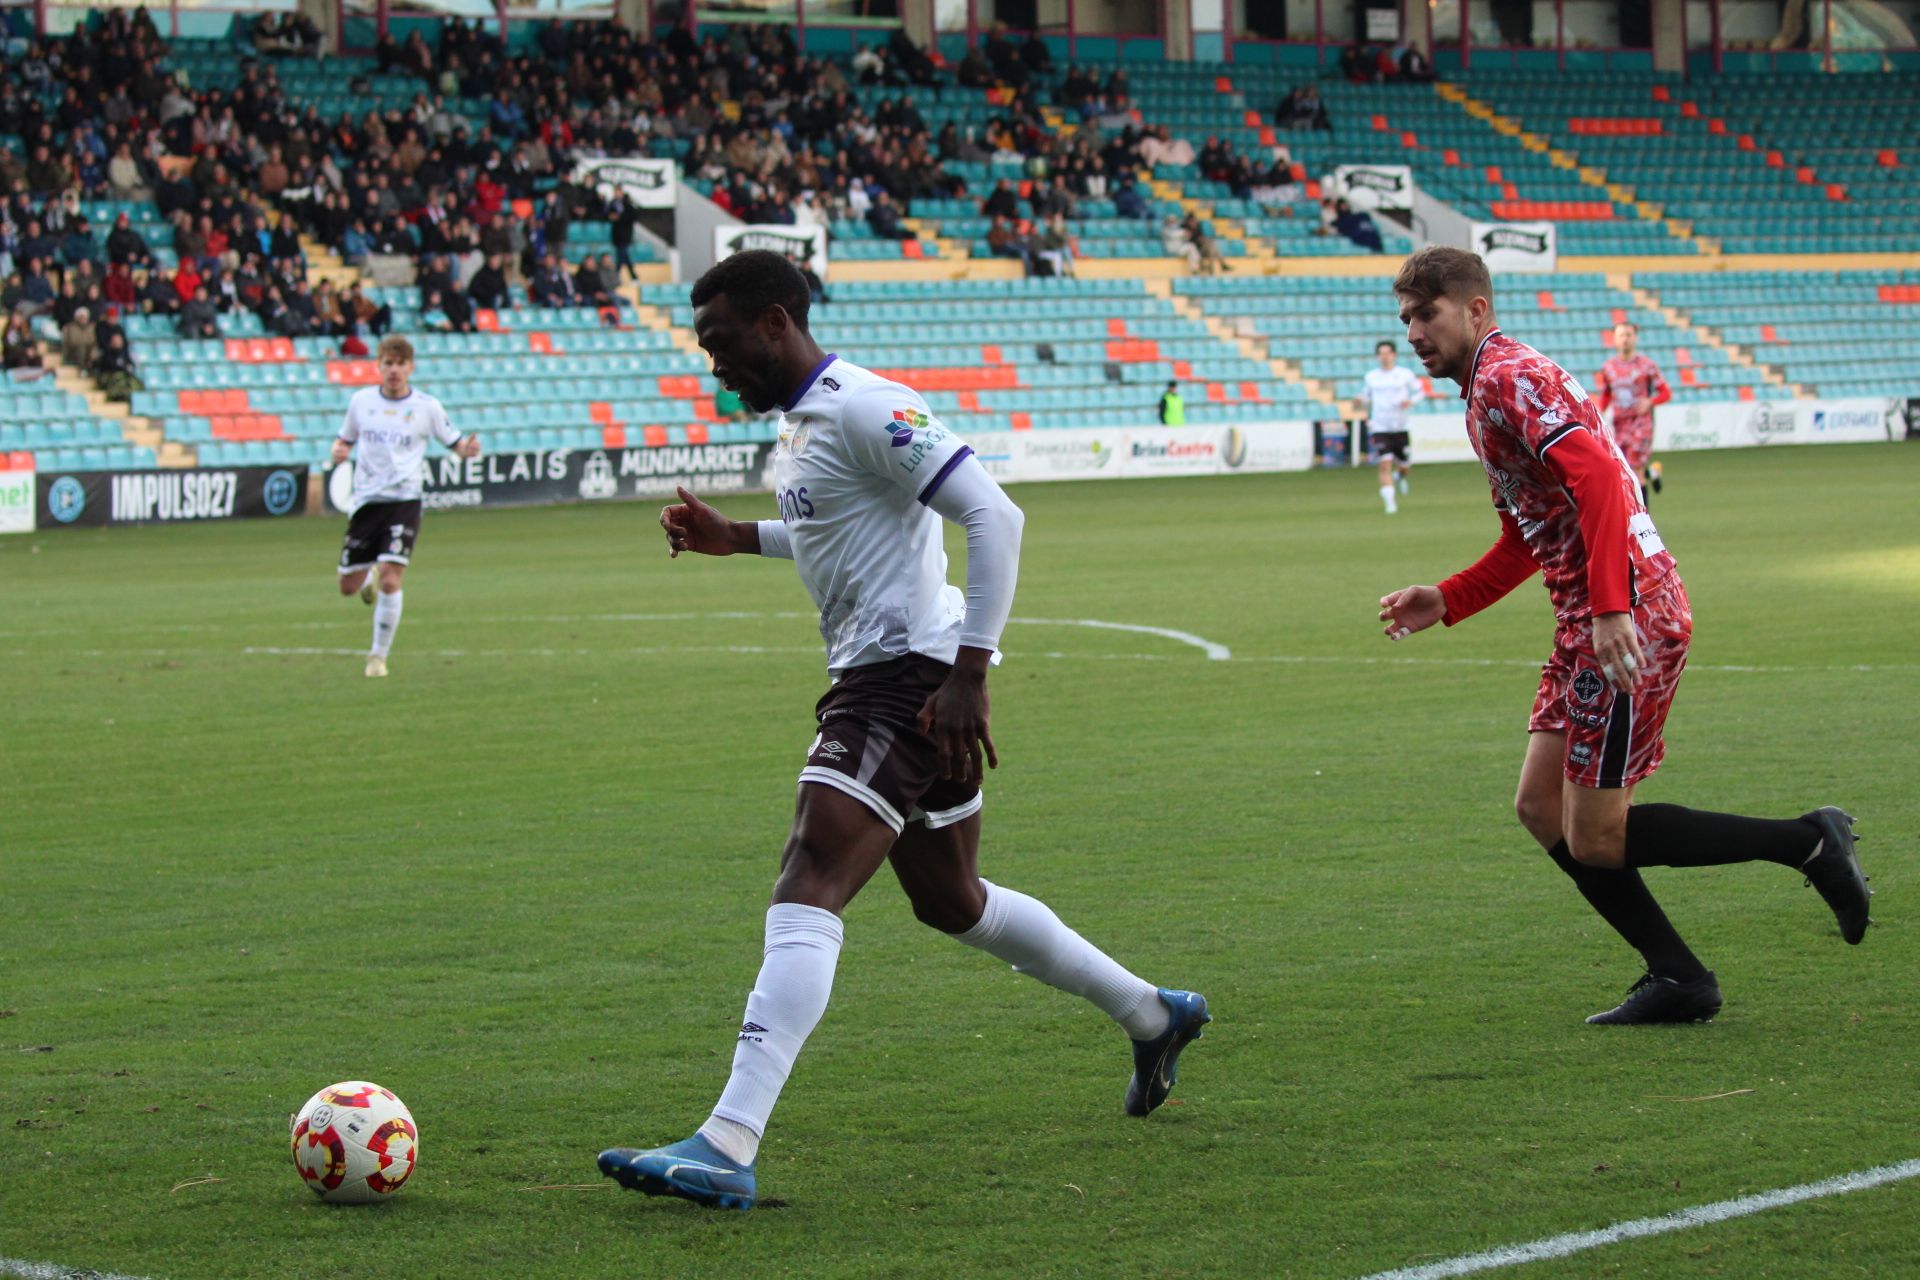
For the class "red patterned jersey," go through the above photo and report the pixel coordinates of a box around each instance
[1595,352,1671,431]
[1444,330,1679,625]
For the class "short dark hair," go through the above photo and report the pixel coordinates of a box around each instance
[1392,246,1493,308]
[690,249,811,333]
[1166,380,1178,390]
[1614,319,1638,332]
[1376,340,1396,352]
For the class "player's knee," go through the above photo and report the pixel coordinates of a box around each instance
[908,880,985,934]
[1514,791,1560,845]
[1566,830,1626,869]
[378,566,404,592]
[338,576,359,596]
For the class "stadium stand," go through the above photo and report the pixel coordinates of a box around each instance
[1462,71,1920,254]
[1638,270,1920,399]
[3,8,1917,479]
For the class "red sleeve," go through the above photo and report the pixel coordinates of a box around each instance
[1540,425,1634,615]
[1439,508,1538,626]
[1649,364,1672,406]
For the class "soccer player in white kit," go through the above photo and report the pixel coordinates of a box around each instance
[331,335,480,677]
[1360,339,1423,514]
[598,250,1211,1211]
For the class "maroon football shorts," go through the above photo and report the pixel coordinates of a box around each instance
[1529,581,1692,789]
[797,653,982,834]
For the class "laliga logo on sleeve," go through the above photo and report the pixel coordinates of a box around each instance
[888,409,928,447]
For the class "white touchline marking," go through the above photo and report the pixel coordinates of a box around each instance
[1,1258,161,1280]
[1008,616,1232,661]
[1354,1158,1920,1280]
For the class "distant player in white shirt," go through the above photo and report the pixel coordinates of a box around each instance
[330,335,479,677]
[598,250,1210,1212]
[1359,339,1423,514]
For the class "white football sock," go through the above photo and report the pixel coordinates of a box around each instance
[955,880,1168,1040]
[1380,484,1397,514]
[371,587,403,657]
[701,903,844,1166]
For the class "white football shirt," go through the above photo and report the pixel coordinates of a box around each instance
[765,355,976,676]
[1363,365,1424,431]
[338,386,462,508]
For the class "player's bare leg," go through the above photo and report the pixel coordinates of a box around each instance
[366,561,407,677]
[887,813,1209,1116]
[1396,460,1411,495]
[1513,732,1719,1023]
[338,566,373,602]
[601,785,896,1210]
[1376,454,1398,514]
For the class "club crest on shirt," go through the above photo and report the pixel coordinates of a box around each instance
[780,417,811,456]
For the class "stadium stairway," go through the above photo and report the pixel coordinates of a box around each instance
[1622,276,1804,398]
[46,347,190,468]
[1155,283,1338,407]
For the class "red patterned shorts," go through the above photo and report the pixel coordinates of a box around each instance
[1529,581,1692,788]
[1613,415,1654,472]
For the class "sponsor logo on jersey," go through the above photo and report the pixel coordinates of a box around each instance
[889,409,929,447]
[1572,668,1606,705]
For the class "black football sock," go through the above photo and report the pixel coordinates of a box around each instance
[1624,803,1820,869]
[1546,840,1709,983]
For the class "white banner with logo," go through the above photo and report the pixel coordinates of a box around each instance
[1403,411,1478,466]
[1655,396,1903,451]
[713,224,829,278]
[1331,164,1414,212]
[1471,221,1558,273]
[0,466,34,534]
[962,422,1314,485]
[572,156,678,209]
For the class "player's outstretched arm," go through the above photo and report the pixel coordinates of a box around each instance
[659,485,760,558]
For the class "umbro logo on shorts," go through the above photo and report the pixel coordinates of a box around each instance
[818,740,847,758]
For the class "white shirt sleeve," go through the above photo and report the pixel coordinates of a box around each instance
[922,454,1023,655]
[1401,368,1425,405]
[756,519,794,559]
[430,398,462,447]
[338,392,360,442]
[838,385,973,500]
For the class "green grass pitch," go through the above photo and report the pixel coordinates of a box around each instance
[3,443,1915,1279]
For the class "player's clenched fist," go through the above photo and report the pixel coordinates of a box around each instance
[660,485,742,558]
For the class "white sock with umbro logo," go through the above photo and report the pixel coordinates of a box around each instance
[956,880,1169,1041]
[371,587,403,657]
[700,902,844,1167]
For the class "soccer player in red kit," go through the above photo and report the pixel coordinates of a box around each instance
[1596,320,1670,503]
[1377,248,1872,1025]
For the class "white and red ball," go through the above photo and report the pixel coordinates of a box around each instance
[290,1081,419,1204]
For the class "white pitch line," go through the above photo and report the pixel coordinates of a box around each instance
[1008,616,1232,661]
[1355,1158,1920,1280]
[1,1258,161,1280]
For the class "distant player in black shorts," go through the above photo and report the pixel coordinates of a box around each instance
[1360,339,1423,515]
[331,335,479,678]
[596,250,1210,1212]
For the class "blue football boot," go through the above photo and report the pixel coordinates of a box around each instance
[598,1133,756,1211]
[1124,989,1211,1116]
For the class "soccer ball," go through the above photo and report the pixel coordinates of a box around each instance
[290,1081,419,1204]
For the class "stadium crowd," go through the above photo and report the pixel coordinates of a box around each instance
[1,7,1323,384]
